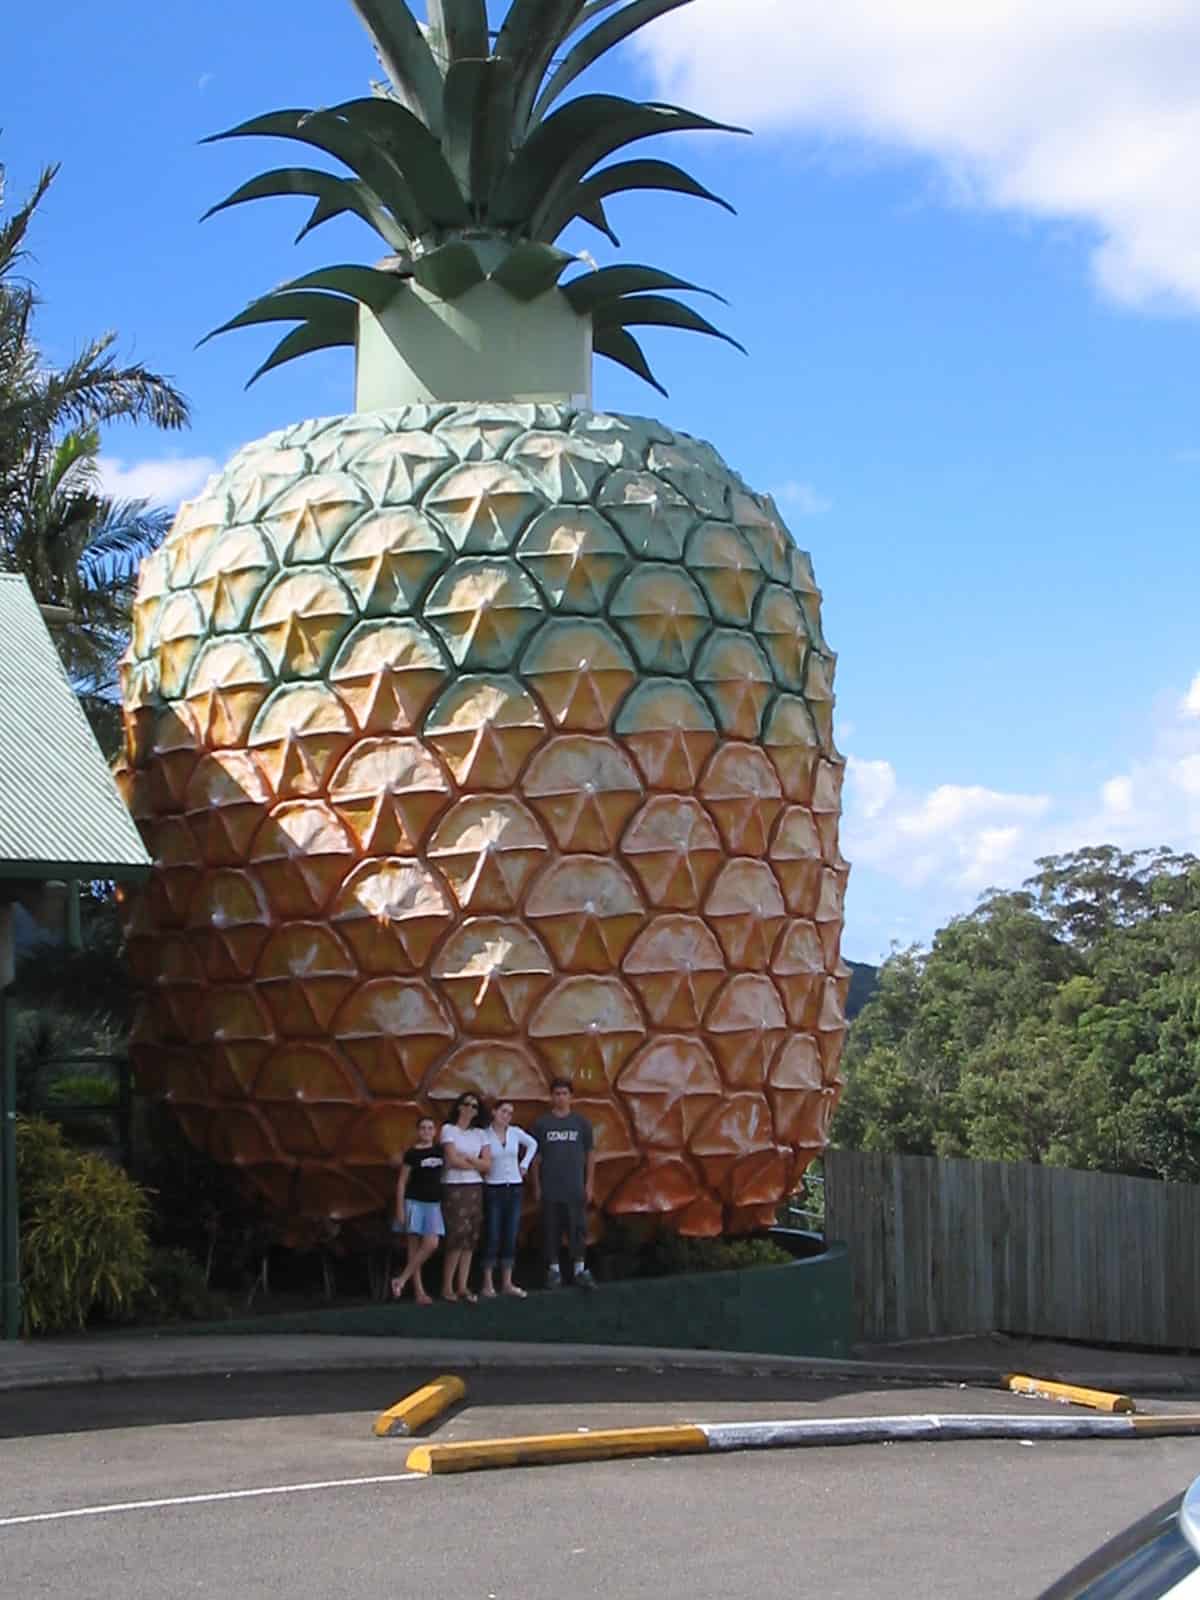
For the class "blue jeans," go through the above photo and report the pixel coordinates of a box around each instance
[482,1184,523,1268]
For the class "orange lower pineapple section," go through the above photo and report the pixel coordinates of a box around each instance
[119,407,848,1241]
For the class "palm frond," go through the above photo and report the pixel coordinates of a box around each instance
[79,498,173,587]
[34,336,190,432]
[0,163,58,282]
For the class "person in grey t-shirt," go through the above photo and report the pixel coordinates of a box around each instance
[530,1078,596,1290]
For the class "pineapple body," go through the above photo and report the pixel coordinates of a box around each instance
[120,404,848,1238]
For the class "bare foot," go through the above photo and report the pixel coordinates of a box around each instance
[390,1278,405,1300]
[480,1287,497,1298]
[502,1285,527,1298]
[442,1291,459,1303]
[415,1293,433,1307]
[461,1291,478,1304]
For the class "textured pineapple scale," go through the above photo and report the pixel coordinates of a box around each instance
[118,405,849,1240]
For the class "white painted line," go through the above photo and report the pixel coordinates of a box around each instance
[0,1472,425,1529]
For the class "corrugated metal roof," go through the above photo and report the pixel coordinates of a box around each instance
[0,573,150,878]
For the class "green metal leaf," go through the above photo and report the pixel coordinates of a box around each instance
[576,197,621,246]
[490,242,577,301]
[270,264,406,315]
[411,240,488,299]
[330,97,470,227]
[563,264,724,314]
[593,323,668,396]
[198,290,351,347]
[203,108,426,235]
[199,166,409,250]
[596,292,747,353]
[428,0,490,63]
[495,1,587,130]
[293,182,409,250]
[569,0,628,32]
[539,157,734,242]
[347,1,445,131]
[533,0,699,123]
[201,168,325,223]
[495,95,746,233]
[442,59,517,208]
[246,305,358,388]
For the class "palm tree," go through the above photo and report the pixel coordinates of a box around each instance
[0,159,191,748]
[5,424,175,751]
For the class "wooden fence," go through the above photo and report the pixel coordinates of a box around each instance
[824,1150,1200,1349]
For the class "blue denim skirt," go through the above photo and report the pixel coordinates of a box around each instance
[402,1199,445,1237]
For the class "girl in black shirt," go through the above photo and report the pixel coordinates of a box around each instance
[390,1116,445,1304]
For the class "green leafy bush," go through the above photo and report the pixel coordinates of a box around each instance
[129,1247,222,1325]
[16,1117,151,1335]
[43,1072,121,1150]
[46,1072,118,1107]
[648,1233,792,1275]
[593,1221,791,1283]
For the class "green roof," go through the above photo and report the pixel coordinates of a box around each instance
[0,574,150,881]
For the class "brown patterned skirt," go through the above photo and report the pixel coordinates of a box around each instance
[441,1183,484,1251]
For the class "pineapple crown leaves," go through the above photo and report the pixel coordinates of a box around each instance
[199,0,748,394]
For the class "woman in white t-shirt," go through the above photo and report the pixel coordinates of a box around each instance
[439,1091,491,1302]
[480,1099,538,1300]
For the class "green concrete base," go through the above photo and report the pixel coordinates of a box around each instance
[154,1239,852,1361]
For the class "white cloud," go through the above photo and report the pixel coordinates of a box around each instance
[641,0,1200,310]
[847,775,1050,891]
[197,72,214,92]
[97,456,219,507]
[1182,672,1200,717]
[774,480,832,516]
[1177,755,1200,797]
[1101,775,1135,816]
[843,666,1200,930]
[846,755,896,818]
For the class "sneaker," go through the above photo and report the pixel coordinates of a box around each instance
[574,1267,596,1290]
[545,1266,562,1290]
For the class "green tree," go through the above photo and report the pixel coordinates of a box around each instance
[835,848,1200,1178]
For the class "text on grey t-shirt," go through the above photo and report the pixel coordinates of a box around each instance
[532,1112,594,1199]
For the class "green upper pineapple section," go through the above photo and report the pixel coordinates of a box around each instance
[202,0,746,394]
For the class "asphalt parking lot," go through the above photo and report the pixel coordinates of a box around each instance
[2,1369,1198,1598]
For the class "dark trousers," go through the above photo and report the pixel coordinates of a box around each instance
[541,1192,587,1266]
[482,1184,523,1268]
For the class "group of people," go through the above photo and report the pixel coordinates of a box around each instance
[391,1077,595,1304]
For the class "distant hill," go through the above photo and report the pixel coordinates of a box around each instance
[846,961,880,1020]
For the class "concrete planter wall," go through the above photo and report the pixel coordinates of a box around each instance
[158,1233,852,1360]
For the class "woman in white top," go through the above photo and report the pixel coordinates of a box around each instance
[479,1100,538,1299]
[439,1091,491,1303]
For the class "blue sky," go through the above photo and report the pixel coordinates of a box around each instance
[5,1,1199,961]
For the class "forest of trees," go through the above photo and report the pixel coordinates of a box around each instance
[834,845,1200,1183]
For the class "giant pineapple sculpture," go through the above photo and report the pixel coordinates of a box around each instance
[119,0,850,1239]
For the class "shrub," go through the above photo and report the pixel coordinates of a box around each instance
[46,1072,119,1107]
[16,1117,151,1335]
[11,1007,122,1115]
[129,1247,222,1325]
[14,1115,74,1196]
[131,1101,269,1290]
[44,1073,122,1150]
[593,1221,792,1282]
[647,1233,793,1276]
